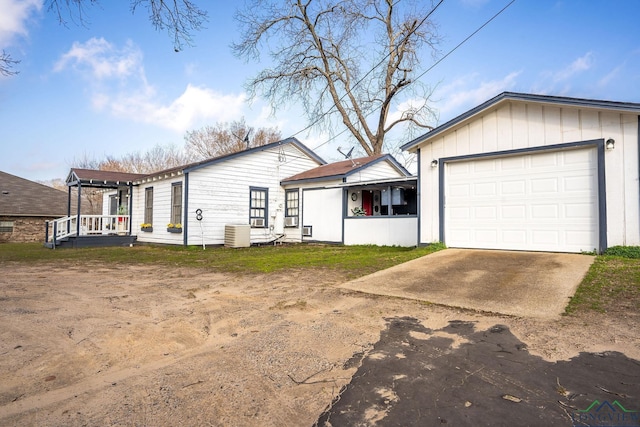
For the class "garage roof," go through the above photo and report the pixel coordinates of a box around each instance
[401,92,640,152]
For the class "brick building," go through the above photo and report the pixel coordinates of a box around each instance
[0,171,94,243]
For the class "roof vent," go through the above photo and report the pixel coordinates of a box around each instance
[2,191,8,195]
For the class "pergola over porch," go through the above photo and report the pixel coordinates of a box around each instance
[44,169,146,248]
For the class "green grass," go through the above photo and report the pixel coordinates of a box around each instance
[0,242,446,278]
[565,248,640,315]
[7,241,636,317]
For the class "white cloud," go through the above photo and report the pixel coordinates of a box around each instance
[55,38,248,132]
[0,0,42,47]
[434,71,521,119]
[552,52,594,82]
[54,38,143,80]
[598,62,625,88]
[109,84,247,132]
[533,52,595,94]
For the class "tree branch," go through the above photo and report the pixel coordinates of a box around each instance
[0,51,20,77]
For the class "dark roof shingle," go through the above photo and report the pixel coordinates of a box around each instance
[1,171,76,217]
[282,155,385,183]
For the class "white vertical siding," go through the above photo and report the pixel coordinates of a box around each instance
[622,115,640,245]
[418,100,640,248]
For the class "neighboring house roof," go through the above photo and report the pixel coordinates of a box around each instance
[135,137,326,184]
[67,169,147,187]
[1,170,76,217]
[401,92,640,152]
[281,154,411,185]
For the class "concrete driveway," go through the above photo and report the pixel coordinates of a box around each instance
[340,248,595,319]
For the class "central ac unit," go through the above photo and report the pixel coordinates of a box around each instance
[284,216,298,227]
[224,224,250,248]
[250,218,265,227]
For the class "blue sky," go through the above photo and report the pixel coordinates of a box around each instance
[1,0,639,182]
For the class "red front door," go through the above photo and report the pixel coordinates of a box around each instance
[362,191,372,216]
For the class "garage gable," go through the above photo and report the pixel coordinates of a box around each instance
[406,92,640,253]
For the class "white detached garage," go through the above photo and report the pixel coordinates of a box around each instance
[402,92,640,253]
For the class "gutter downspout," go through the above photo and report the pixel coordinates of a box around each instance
[183,173,189,246]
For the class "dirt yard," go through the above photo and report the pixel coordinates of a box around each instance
[1,262,639,426]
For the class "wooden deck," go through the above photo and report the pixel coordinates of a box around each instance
[45,215,135,248]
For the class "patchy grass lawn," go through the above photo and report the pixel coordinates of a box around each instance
[565,246,640,315]
[0,242,446,279]
[4,242,638,316]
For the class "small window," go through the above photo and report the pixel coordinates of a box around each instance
[171,183,182,225]
[285,189,299,217]
[250,187,268,227]
[144,187,153,225]
[0,221,13,233]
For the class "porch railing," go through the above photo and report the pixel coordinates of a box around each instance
[46,215,131,244]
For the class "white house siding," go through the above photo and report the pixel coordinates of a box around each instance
[182,143,321,246]
[418,101,639,249]
[345,160,402,182]
[344,217,417,246]
[133,175,186,245]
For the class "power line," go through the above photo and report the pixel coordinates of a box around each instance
[290,0,445,140]
[413,0,516,84]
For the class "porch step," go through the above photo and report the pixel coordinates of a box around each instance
[49,235,137,249]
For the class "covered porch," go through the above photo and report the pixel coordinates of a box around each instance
[45,169,146,248]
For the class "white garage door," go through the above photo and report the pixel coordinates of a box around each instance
[445,147,599,253]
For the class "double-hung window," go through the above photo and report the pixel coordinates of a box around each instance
[249,187,268,227]
[285,189,299,218]
[144,187,153,225]
[171,183,182,225]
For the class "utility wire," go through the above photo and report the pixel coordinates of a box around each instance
[306,0,516,153]
[413,0,516,84]
[290,0,445,140]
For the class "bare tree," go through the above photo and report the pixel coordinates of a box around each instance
[233,0,440,155]
[69,143,189,175]
[0,51,20,77]
[100,144,190,174]
[46,0,207,51]
[184,118,282,161]
[1,1,207,76]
